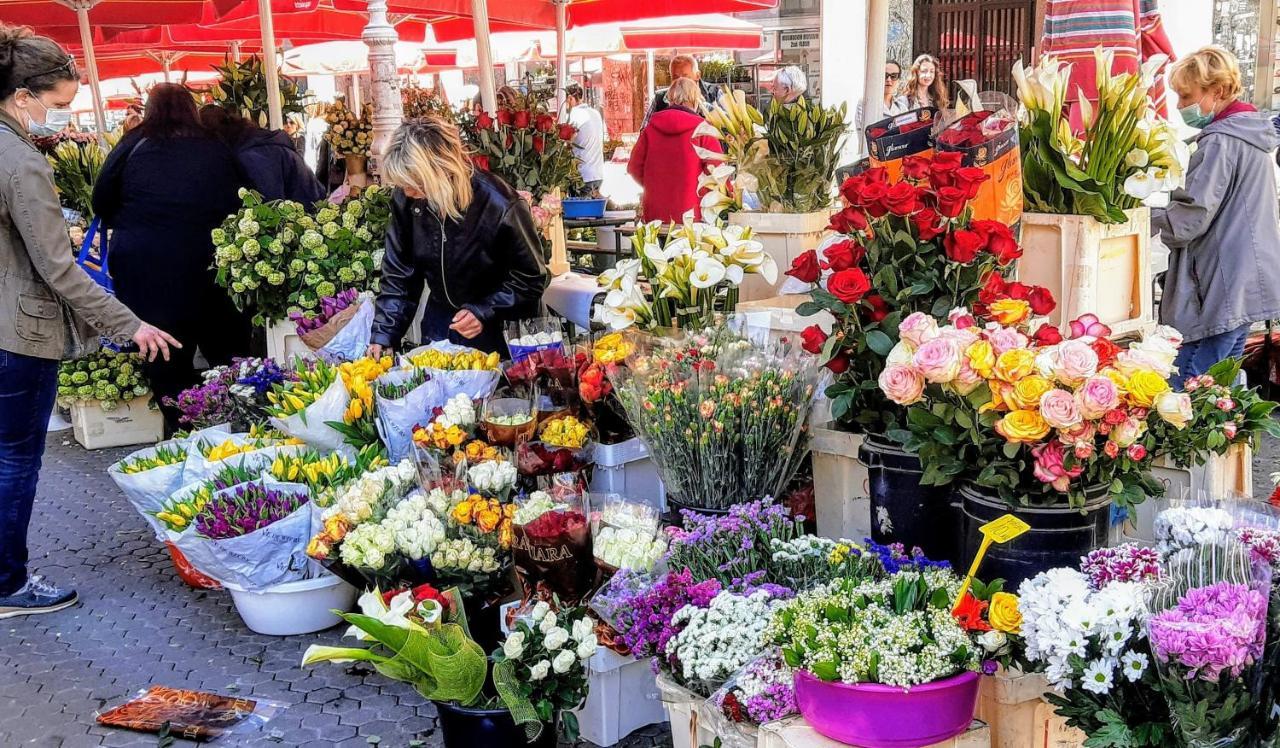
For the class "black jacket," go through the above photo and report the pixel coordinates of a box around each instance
[237,128,326,205]
[370,171,549,349]
[643,79,721,127]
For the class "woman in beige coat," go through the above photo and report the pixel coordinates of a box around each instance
[0,24,177,619]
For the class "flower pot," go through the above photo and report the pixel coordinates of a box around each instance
[221,574,357,636]
[859,434,960,566]
[727,210,832,301]
[165,541,220,590]
[793,669,980,747]
[434,701,557,748]
[958,483,1111,590]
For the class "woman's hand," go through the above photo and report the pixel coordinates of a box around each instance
[449,309,483,339]
[132,322,182,362]
[366,343,388,359]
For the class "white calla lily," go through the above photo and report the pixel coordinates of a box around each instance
[689,257,727,289]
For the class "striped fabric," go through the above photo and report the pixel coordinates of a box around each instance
[1042,0,1174,125]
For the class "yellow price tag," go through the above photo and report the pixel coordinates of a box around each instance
[952,514,1031,612]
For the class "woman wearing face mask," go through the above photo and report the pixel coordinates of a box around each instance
[367,117,547,358]
[1154,45,1280,386]
[0,25,179,618]
[902,54,950,110]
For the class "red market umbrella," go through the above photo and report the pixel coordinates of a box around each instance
[0,0,239,27]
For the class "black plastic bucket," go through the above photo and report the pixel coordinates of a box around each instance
[958,483,1110,590]
[434,701,556,748]
[859,434,959,566]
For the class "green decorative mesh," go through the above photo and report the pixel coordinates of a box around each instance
[417,625,487,705]
[494,658,543,741]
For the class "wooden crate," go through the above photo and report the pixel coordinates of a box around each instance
[1033,701,1087,748]
[729,211,832,301]
[656,673,710,748]
[71,394,163,450]
[975,669,1086,748]
[265,319,311,363]
[810,423,870,542]
[1016,208,1153,336]
[758,716,990,748]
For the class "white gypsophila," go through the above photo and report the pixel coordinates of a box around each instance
[467,460,517,496]
[593,527,667,571]
[667,590,781,689]
[1153,506,1234,555]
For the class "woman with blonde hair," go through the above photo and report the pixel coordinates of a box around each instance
[629,77,724,223]
[367,117,547,356]
[1154,45,1280,384]
[902,54,949,109]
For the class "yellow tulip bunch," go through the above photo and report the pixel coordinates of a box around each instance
[119,445,186,475]
[154,484,214,532]
[406,348,500,371]
[267,361,339,418]
[203,439,257,462]
[539,415,590,449]
[337,356,392,424]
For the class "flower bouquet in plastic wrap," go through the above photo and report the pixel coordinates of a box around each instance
[305,459,419,588]
[1146,540,1270,747]
[703,649,797,747]
[576,331,635,444]
[290,288,376,361]
[505,317,567,363]
[401,342,501,402]
[167,357,293,431]
[512,485,594,604]
[609,326,822,513]
[589,496,666,577]
[516,413,595,484]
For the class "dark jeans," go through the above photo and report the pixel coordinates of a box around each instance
[1171,324,1250,389]
[0,348,59,596]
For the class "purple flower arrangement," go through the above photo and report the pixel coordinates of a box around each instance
[666,499,805,586]
[1149,581,1267,682]
[167,358,294,430]
[291,288,359,336]
[1081,544,1163,588]
[1238,527,1280,567]
[862,539,952,574]
[194,482,308,540]
[714,651,797,725]
[613,567,722,663]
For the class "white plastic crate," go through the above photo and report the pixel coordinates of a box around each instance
[265,319,311,363]
[809,423,870,542]
[71,394,164,450]
[734,294,835,337]
[572,647,668,746]
[758,716,991,748]
[590,437,665,510]
[657,674,711,748]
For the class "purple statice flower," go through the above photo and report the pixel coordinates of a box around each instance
[666,499,804,585]
[194,482,308,540]
[862,539,951,573]
[1237,527,1280,567]
[612,567,722,663]
[716,651,796,724]
[1081,544,1163,588]
[1148,581,1267,682]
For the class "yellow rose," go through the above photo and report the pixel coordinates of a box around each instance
[989,592,1022,634]
[965,340,996,379]
[1103,368,1130,395]
[1007,375,1054,411]
[477,508,501,533]
[451,501,474,525]
[995,409,1051,443]
[988,298,1032,326]
[1127,369,1170,408]
[993,349,1037,384]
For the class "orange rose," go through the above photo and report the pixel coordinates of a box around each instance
[988,298,1032,326]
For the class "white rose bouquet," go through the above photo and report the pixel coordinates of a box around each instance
[492,602,597,742]
[467,459,517,501]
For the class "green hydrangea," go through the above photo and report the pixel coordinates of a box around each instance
[71,371,89,385]
[267,272,286,286]
[300,230,323,249]
[289,259,306,273]
[314,281,337,298]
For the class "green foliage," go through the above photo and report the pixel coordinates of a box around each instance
[754,97,847,213]
[47,133,119,220]
[461,90,582,199]
[210,56,307,127]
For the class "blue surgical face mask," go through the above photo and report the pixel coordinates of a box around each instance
[1179,97,1214,129]
[23,90,74,135]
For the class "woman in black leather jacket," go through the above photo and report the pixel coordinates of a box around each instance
[368,118,548,356]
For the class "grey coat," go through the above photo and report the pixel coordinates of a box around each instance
[0,111,139,360]
[1152,113,1280,342]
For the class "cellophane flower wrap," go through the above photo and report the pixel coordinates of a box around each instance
[883,308,1186,509]
[1146,541,1270,747]
[590,497,665,573]
[791,152,1041,433]
[168,357,293,431]
[707,649,798,740]
[511,488,594,603]
[610,328,822,512]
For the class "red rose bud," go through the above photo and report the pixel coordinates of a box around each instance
[476,112,494,129]
[824,353,851,373]
[827,268,872,304]
[970,220,1021,264]
[786,250,822,283]
[912,207,946,241]
[944,229,985,263]
[535,114,555,132]
[800,324,828,354]
[1028,286,1056,316]
[1032,323,1063,346]
[901,155,931,181]
[882,182,920,216]
[1005,281,1030,300]
[1103,408,1128,426]
[953,167,989,200]
[838,174,865,204]
[1091,337,1122,367]
[829,206,869,234]
[935,186,967,218]
[864,293,890,322]
[823,239,864,271]
[1128,443,1149,462]
[978,272,1006,304]
[471,154,491,171]
[533,135,546,155]
[497,108,514,126]
[513,109,531,129]
[558,123,576,141]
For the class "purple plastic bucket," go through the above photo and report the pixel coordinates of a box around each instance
[793,669,980,747]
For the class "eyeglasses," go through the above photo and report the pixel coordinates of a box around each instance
[885,72,901,81]
[23,56,77,88]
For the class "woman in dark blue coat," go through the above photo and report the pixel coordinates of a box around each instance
[92,83,252,429]
[200,104,326,205]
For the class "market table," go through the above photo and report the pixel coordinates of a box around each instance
[564,215,635,274]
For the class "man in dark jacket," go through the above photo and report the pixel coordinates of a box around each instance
[200,105,326,204]
[642,54,721,127]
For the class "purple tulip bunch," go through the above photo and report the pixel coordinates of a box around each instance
[290,288,359,335]
[195,482,308,540]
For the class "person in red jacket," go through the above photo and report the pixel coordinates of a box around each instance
[628,78,723,224]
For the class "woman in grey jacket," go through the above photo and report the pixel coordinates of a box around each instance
[1154,46,1280,385]
[0,25,178,618]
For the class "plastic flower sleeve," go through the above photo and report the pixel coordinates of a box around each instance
[269,375,353,456]
[588,567,658,636]
[374,368,445,463]
[589,496,665,575]
[402,341,501,401]
[512,484,594,603]
[1146,539,1271,747]
[505,317,567,362]
[108,441,190,538]
[702,648,797,745]
[316,295,374,363]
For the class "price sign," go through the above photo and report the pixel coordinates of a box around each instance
[952,514,1030,612]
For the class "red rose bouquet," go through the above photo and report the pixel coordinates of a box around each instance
[459,90,582,199]
[792,152,1052,433]
[511,488,595,602]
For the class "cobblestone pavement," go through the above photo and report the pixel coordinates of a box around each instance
[0,435,674,748]
[4,431,1279,748]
